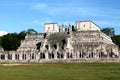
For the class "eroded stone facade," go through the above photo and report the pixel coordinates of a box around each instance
[0,21,119,62]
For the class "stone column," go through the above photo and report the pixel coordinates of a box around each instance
[68,23,72,32]
[0,53,1,60]
[72,53,76,59]
[36,53,39,61]
[77,51,80,59]
[88,51,90,58]
[12,53,15,61]
[48,44,51,51]
[5,53,8,60]
[71,49,76,59]
[81,49,83,58]
[64,52,67,59]
[19,53,22,61]
[34,53,36,60]
[54,51,57,59]
[107,51,110,59]
[94,50,97,58]
[61,23,65,32]
[92,49,94,58]
[26,53,30,62]
[99,51,101,58]
[57,43,59,51]
[45,52,48,60]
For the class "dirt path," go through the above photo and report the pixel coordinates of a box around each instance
[0,63,64,67]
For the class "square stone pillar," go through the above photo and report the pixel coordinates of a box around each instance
[64,52,67,59]
[0,54,1,60]
[19,54,22,60]
[12,53,15,61]
[73,50,77,59]
[54,51,57,59]
[45,52,48,59]
[27,53,30,61]
[5,53,8,60]
[36,53,39,61]
[76,51,80,59]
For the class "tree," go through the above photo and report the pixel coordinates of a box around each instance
[18,30,26,40]
[111,35,120,48]
[0,37,2,47]
[101,27,115,37]
[0,29,38,51]
[1,33,20,51]
[101,27,120,48]
[27,29,38,34]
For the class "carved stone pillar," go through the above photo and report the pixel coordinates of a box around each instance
[64,52,67,59]
[45,52,48,60]
[80,49,83,58]
[19,53,22,61]
[36,53,39,61]
[77,50,80,59]
[12,53,15,61]
[54,51,57,59]
[27,53,30,61]
[0,53,1,60]
[5,53,8,60]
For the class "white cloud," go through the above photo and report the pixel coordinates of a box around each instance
[32,19,46,26]
[0,31,8,36]
[0,2,31,7]
[94,21,110,26]
[32,3,47,10]
[32,18,57,25]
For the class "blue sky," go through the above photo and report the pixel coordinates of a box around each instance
[0,0,120,35]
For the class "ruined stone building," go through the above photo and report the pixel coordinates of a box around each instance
[0,20,119,62]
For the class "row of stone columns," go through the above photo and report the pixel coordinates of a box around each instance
[0,52,96,61]
[0,50,116,62]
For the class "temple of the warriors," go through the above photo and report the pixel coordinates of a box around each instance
[0,20,119,62]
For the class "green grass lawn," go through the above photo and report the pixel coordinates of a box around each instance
[0,62,120,80]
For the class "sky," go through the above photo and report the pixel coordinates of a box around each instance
[0,0,120,35]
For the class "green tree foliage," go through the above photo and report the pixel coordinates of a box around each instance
[101,27,120,48]
[18,30,26,40]
[0,29,37,51]
[0,37,2,47]
[1,31,27,51]
[27,29,38,34]
[111,35,120,48]
[1,33,20,51]
[101,27,115,37]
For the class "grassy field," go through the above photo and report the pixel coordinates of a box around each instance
[0,62,120,80]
